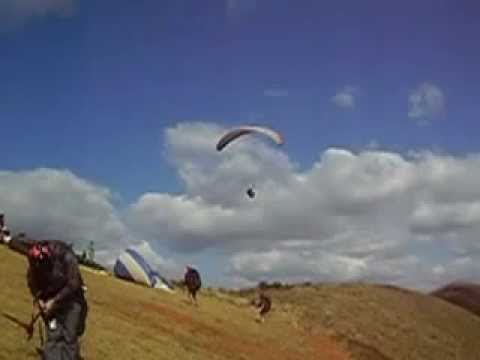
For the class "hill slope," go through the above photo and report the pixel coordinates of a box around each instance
[1,246,480,359]
[431,281,480,317]
[233,284,480,359]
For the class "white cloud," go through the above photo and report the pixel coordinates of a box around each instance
[128,193,263,252]
[162,122,295,208]
[331,86,358,109]
[408,82,445,124]
[128,122,480,290]
[432,265,446,275]
[4,123,480,290]
[410,201,480,234]
[0,0,76,31]
[0,168,132,264]
[229,248,368,283]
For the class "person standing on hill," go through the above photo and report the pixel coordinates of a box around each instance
[184,265,201,306]
[251,288,271,323]
[26,239,88,360]
[0,213,10,244]
[0,213,5,231]
[2,229,11,245]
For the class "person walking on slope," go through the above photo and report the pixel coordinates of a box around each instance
[26,239,88,360]
[184,265,201,306]
[252,289,271,323]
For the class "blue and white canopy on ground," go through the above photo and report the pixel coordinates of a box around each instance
[113,248,174,292]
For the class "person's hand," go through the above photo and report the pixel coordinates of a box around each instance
[39,298,56,315]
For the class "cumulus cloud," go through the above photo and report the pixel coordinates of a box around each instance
[162,122,295,207]
[0,0,75,31]
[0,168,132,265]
[408,82,445,124]
[229,248,368,283]
[128,122,480,290]
[4,122,480,290]
[331,86,358,109]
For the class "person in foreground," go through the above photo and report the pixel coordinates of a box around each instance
[26,239,88,360]
[184,265,202,306]
[251,288,271,323]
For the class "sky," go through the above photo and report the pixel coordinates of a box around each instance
[1,0,480,290]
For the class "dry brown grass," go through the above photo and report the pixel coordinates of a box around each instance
[234,283,480,360]
[0,246,349,360]
[2,246,480,360]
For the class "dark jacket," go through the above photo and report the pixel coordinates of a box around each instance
[184,268,201,292]
[260,294,272,314]
[26,240,86,307]
[254,293,271,314]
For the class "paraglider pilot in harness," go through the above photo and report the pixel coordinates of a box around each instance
[26,240,88,360]
[246,186,256,199]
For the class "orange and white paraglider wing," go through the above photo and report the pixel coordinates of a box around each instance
[215,125,284,151]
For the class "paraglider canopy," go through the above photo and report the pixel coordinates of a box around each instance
[216,125,283,200]
[216,125,284,152]
[113,248,174,292]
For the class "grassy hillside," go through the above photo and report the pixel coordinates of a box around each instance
[1,246,480,360]
[431,282,480,318]
[232,284,480,359]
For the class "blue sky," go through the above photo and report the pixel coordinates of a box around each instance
[2,0,480,289]
[2,0,479,195]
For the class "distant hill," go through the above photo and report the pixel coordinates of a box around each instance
[229,282,480,360]
[431,281,480,317]
[1,246,480,359]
